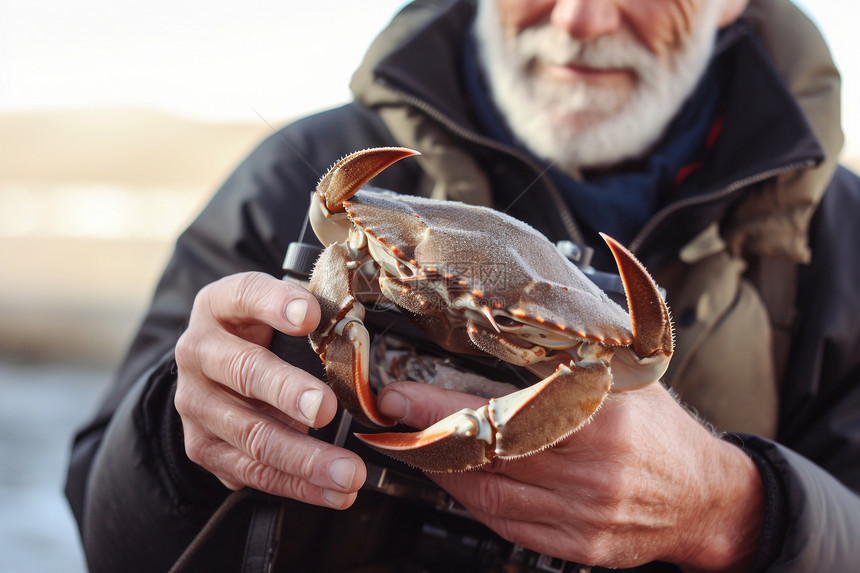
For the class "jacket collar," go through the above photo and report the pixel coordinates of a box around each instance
[354,0,479,129]
[681,23,824,201]
[353,0,827,266]
[630,22,826,265]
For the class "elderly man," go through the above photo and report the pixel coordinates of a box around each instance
[66,0,860,571]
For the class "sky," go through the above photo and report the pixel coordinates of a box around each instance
[0,0,857,155]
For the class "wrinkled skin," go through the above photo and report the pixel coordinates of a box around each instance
[175,272,365,509]
[377,381,764,571]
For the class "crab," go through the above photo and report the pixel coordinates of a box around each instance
[306,147,673,472]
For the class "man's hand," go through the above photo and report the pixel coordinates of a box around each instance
[378,381,764,572]
[174,271,366,509]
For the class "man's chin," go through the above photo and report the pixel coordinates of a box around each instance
[553,108,616,133]
[515,107,647,173]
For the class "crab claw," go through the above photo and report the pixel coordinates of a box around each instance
[310,147,420,248]
[321,317,396,428]
[356,408,496,472]
[317,147,419,213]
[356,360,611,472]
[601,233,674,390]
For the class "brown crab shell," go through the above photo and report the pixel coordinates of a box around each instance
[343,189,634,348]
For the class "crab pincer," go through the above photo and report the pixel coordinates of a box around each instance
[304,147,674,472]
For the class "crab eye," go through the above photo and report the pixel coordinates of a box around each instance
[493,314,522,329]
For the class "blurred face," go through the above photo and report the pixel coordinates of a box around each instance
[473,0,732,173]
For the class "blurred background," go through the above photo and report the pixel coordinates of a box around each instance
[0,1,856,572]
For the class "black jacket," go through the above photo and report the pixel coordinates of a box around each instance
[66,1,860,571]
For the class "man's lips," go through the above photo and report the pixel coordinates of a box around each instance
[536,60,634,85]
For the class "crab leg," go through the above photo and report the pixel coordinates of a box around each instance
[306,148,420,426]
[308,244,395,428]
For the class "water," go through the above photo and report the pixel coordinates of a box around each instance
[0,360,112,573]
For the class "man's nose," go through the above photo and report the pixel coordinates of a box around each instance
[550,0,621,41]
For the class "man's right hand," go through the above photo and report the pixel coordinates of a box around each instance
[174,271,366,509]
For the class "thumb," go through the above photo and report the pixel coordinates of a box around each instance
[377,381,489,429]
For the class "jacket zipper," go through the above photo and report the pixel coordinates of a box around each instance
[628,159,818,255]
[381,83,586,245]
[380,80,819,257]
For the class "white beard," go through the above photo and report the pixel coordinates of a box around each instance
[472,0,726,174]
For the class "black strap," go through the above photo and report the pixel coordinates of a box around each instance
[242,495,285,573]
[168,489,252,573]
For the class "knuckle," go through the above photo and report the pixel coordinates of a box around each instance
[196,279,217,302]
[274,371,302,415]
[227,344,269,397]
[173,385,192,417]
[241,458,278,493]
[291,480,315,503]
[299,446,321,483]
[277,476,327,506]
[183,432,210,468]
[173,372,201,418]
[190,282,218,322]
[240,420,272,462]
[174,359,207,420]
[174,329,199,370]
[585,526,626,565]
[473,475,507,517]
[491,522,517,544]
[232,272,271,317]
[595,466,635,507]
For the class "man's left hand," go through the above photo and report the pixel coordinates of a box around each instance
[378,381,764,572]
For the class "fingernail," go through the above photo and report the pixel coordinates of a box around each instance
[379,390,409,421]
[298,389,323,424]
[322,488,349,507]
[328,458,357,489]
[285,298,308,327]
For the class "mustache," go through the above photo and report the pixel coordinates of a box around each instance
[514,25,658,74]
